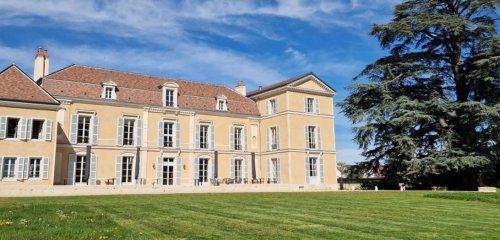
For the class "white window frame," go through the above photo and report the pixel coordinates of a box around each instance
[198,158,210,183]
[121,155,134,184]
[308,157,318,177]
[199,124,210,149]
[5,117,20,139]
[234,158,243,180]
[306,97,315,113]
[74,154,88,185]
[233,126,243,151]
[162,82,179,108]
[28,157,42,179]
[270,158,280,183]
[162,121,175,148]
[77,115,92,144]
[161,157,176,186]
[2,157,17,179]
[270,126,278,150]
[30,119,46,140]
[123,118,136,146]
[101,81,117,100]
[268,98,278,115]
[307,126,317,149]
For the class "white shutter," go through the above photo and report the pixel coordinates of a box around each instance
[19,118,27,139]
[92,116,99,145]
[89,155,97,185]
[195,124,200,149]
[175,157,182,186]
[23,157,29,179]
[242,159,247,181]
[305,157,310,184]
[0,116,6,139]
[135,119,142,147]
[158,121,164,147]
[175,122,180,148]
[156,156,163,185]
[67,154,76,185]
[45,119,53,141]
[266,128,270,151]
[70,115,78,144]
[266,101,270,115]
[0,157,3,180]
[115,156,122,185]
[276,159,281,183]
[116,117,124,146]
[304,126,309,149]
[16,157,25,179]
[319,157,324,184]
[304,97,308,112]
[42,157,49,179]
[230,126,234,150]
[315,99,320,114]
[26,119,33,140]
[267,159,271,179]
[230,158,235,179]
[276,126,280,150]
[209,159,214,180]
[317,127,322,150]
[193,157,199,184]
[242,127,247,151]
[210,124,214,150]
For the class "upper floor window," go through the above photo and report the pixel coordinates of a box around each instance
[105,87,113,99]
[163,122,174,147]
[267,99,277,115]
[117,117,141,147]
[6,117,20,138]
[162,82,179,108]
[165,90,175,107]
[31,119,45,139]
[305,125,321,149]
[305,97,319,113]
[199,124,209,149]
[123,118,135,146]
[233,126,243,151]
[101,80,117,100]
[216,94,227,111]
[268,126,279,150]
[77,115,91,144]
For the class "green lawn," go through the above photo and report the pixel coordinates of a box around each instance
[1,191,499,239]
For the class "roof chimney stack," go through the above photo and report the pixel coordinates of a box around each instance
[33,47,50,81]
[235,81,246,96]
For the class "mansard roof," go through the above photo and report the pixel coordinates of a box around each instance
[41,64,259,115]
[0,64,59,105]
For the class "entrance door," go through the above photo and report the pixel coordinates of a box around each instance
[308,157,319,184]
[198,158,209,186]
[163,158,175,185]
[74,155,87,184]
[122,156,134,184]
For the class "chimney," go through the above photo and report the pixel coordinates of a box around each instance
[33,47,50,81]
[235,81,246,96]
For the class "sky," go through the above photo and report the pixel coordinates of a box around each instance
[0,0,400,164]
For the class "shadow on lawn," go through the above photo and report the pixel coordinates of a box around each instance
[424,191,500,204]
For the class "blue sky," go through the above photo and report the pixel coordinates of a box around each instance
[0,0,400,163]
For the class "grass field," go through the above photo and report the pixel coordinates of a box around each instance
[1,191,499,239]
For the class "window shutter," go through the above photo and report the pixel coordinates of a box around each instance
[229,126,234,150]
[242,159,247,181]
[210,125,215,150]
[115,156,122,185]
[0,157,3,180]
[304,97,308,112]
[67,154,76,185]
[304,157,310,184]
[135,119,142,147]
[0,116,6,139]
[89,155,97,185]
[195,124,200,149]
[193,157,199,184]
[276,126,280,150]
[42,157,49,179]
[276,159,281,183]
[19,118,27,139]
[156,156,163,185]
[267,159,271,179]
[209,159,214,180]
[92,116,99,145]
[319,157,324,184]
[22,157,29,179]
[158,121,164,147]
[242,127,247,151]
[266,101,270,115]
[116,117,124,146]
[175,157,182,186]
[70,115,78,144]
[317,127,322,150]
[315,99,320,114]
[16,157,25,179]
[175,122,180,148]
[230,158,235,179]
[45,119,53,141]
[26,119,33,140]
[266,128,270,151]
[304,126,309,149]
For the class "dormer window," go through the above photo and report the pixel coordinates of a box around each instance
[101,80,117,100]
[216,94,227,111]
[161,82,179,108]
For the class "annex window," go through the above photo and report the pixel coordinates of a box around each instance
[28,158,42,179]
[2,157,16,178]
[307,126,316,149]
[162,122,174,147]
[198,158,209,183]
[121,156,134,183]
[267,99,277,115]
[123,119,135,146]
[199,124,209,149]
[31,119,45,139]
[77,115,91,144]
[74,155,87,184]
[6,117,20,139]
[269,126,279,150]
[165,89,175,107]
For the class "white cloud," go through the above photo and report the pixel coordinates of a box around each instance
[285,47,308,66]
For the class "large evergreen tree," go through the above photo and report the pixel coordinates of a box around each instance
[341,0,499,189]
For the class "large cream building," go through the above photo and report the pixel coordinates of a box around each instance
[0,48,337,188]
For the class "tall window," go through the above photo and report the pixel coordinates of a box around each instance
[123,119,135,146]
[234,127,242,150]
[234,159,243,180]
[308,157,318,177]
[199,125,209,149]
[163,122,174,147]
[307,126,317,149]
[75,155,87,183]
[2,157,16,178]
[270,158,280,183]
[198,158,209,183]
[306,98,315,113]
[77,115,91,144]
[217,100,227,111]
[104,87,113,99]
[270,127,278,150]
[162,157,175,185]
[28,158,42,178]
[6,118,19,138]
[121,156,133,183]
[269,99,277,114]
[165,89,174,107]
[31,119,45,139]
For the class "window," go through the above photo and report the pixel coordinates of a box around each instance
[270,127,278,150]
[163,122,174,147]
[306,98,315,113]
[199,125,209,149]
[234,127,242,150]
[6,118,19,138]
[123,119,135,146]
[270,158,280,183]
[217,100,227,111]
[75,155,87,183]
[307,126,317,149]
[308,157,318,177]
[77,115,91,144]
[198,158,209,183]
[162,157,175,185]
[104,87,113,99]
[31,120,45,139]
[28,158,42,178]
[268,99,277,114]
[2,157,16,178]
[165,89,174,107]
[234,159,243,180]
[121,156,134,183]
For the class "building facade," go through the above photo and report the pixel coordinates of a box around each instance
[0,49,337,188]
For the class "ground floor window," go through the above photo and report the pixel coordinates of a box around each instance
[121,156,134,183]
[198,158,209,183]
[162,158,175,185]
[2,157,16,178]
[28,158,42,178]
[234,159,243,180]
[308,157,318,177]
[75,155,87,183]
[270,158,280,183]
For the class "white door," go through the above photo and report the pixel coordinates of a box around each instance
[308,157,319,185]
[162,158,175,186]
[198,158,210,186]
[74,155,87,185]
